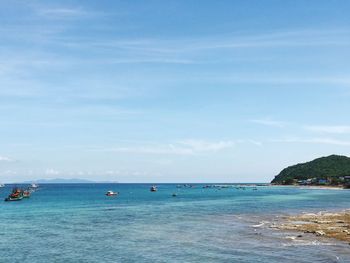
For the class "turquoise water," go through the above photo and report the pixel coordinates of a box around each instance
[0,184,349,262]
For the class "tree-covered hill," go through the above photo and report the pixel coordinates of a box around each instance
[271,155,350,184]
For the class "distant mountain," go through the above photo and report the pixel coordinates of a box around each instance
[21,178,118,184]
[271,155,350,184]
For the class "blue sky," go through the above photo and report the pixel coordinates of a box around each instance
[1,0,350,183]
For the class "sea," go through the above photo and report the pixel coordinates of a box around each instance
[0,184,349,263]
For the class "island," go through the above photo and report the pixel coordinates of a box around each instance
[271,155,350,188]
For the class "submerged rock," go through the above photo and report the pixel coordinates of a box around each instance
[315,230,326,236]
[275,210,350,243]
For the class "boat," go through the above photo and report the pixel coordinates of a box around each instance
[172,193,177,197]
[22,189,31,198]
[30,183,39,189]
[105,190,118,196]
[150,185,157,192]
[0,183,5,188]
[5,188,23,201]
[28,183,39,192]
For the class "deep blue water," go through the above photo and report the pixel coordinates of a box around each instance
[0,184,349,262]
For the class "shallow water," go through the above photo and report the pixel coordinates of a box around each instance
[0,184,349,262]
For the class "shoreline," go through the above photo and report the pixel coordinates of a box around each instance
[271,184,346,190]
[298,185,345,190]
[274,209,350,243]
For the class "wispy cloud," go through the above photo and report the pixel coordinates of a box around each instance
[99,139,261,155]
[178,139,235,152]
[305,125,350,134]
[108,144,194,155]
[0,155,14,162]
[44,168,60,175]
[219,76,350,86]
[36,7,91,19]
[0,170,17,175]
[4,26,349,68]
[188,29,350,50]
[273,137,350,146]
[104,140,229,155]
[61,29,350,53]
[240,139,263,147]
[250,118,289,128]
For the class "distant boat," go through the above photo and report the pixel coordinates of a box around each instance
[30,183,39,189]
[5,188,23,201]
[0,183,5,188]
[172,193,177,197]
[105,190,118,196]
[150,186,157,192]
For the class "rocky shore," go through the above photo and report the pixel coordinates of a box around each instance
[275,210,350,243]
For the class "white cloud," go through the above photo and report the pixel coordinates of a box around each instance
[250,118,289,128]
[59,29,350,54]
[106,140,235,155]
[0,155,14,162]
[305,125,350,134]
[108,145,193,155]
[0,170,17,175]
[219,76,350,86]
[178,139,235,152]
[36,7,89,18]
[103,139,260,155]
[45,168,60,175]
[105,170,121,175]
[242,139,263,147]
[273,137,350,146]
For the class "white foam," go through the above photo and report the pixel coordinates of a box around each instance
[252,222,266,228]
[282,239,336,247]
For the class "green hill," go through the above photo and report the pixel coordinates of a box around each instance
[271,155,350,184]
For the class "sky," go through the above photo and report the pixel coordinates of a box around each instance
[1,0,350,183]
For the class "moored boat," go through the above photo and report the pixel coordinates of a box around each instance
[5,188,23,201]
[150,185,157,192]
[105,190,118,196]
[22,189,31,198]
[30,183,39,189]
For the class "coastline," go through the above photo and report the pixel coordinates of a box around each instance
[298,185,345,190]
[274,210,350,243]
[271,184,346,190]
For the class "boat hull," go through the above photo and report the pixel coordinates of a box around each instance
[5,197,23,202]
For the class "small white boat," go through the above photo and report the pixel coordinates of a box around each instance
[105,190,118,196]
[0,183,5,188]
[150,185,157,192]
[30,183,39,188]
